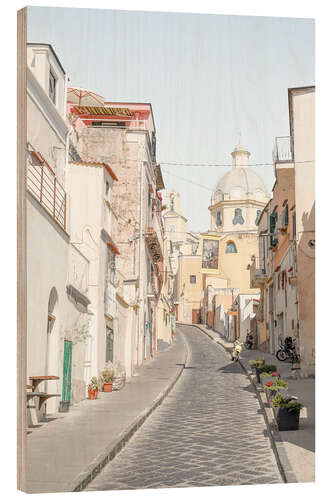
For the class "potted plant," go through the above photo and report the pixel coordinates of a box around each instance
[264,377,288,403]
[271,393,303,431]
[250,358,265,383]
[100,364,115,392]
[87,377,99,400]
[261,367,278,384]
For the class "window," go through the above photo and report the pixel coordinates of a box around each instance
[152,132,157,158]
[190,275,196,284]
[216,211,222,226]
[105,325,114,363]
[170,194,175,211]
[91,121,126,127]
[105,181,110,196]
[255,210,262,226]
[107,249,116,284]
[49,70,56,104]
[292,211,296,239]
[284,204,289,226]
[233,208,244,225]
[226,242,237,254]
[270,212,278,246]
[277,272,281,290]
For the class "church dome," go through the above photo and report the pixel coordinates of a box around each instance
[211,136,269,205]
[211,167,269,204]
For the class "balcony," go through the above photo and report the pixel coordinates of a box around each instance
[250,257,267,288]
[273,136,293,163]
[145,216,163,263]
[27,148,66,231]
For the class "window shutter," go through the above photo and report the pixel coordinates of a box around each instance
[270,213,277,246]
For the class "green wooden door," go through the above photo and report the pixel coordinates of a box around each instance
[62,340,72,402]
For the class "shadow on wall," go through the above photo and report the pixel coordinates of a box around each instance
[298,202,315,374]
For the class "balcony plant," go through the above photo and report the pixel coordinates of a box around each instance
[271,393,303,431]
[100,363,115,392]
[87,377,99,400]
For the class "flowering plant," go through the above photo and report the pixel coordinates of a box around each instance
[265,381,273,387]
[272,393,303,413]
[272,372,279,377]
[88,377,99,391]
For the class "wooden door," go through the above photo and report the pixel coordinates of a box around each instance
[62,340,72,402]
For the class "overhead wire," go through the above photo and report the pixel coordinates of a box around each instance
[159,160,314,167]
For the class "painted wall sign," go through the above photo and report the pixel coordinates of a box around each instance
[201,235,220,274]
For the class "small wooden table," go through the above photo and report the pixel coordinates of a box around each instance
[29,375,59,392]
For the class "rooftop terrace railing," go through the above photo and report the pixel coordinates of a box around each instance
[27,147,67,231]
[273,136,293,163]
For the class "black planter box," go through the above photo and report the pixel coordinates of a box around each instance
[59,400,70,413]
[276,407,300,431]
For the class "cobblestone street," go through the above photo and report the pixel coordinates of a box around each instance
[87,325,282,490]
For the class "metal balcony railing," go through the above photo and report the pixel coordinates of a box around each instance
[273,136,293,163]
[27,148,67,231]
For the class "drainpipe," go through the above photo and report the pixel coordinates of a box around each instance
[136,154,144,366]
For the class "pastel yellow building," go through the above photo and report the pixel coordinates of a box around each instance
[173,137,270,326]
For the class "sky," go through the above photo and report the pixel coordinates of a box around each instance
[27,7,314,232]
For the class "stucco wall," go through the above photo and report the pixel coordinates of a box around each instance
[177,255,203,323]
[27,194,70,413]
[293,88,315,375]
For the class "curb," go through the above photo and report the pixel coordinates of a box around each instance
[188,323,296,484]
[68,332,189,492]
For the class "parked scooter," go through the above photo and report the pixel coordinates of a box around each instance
[276,336,300,362]
[231,340,244,362]
[244,331,254,350]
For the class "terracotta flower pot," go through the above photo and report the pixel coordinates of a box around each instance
[88,388,98,400]
[103,382,113,392]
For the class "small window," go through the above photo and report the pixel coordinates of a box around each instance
[105,181,110,196]
[292,211,296,239]
[226,242,237,254]
[105,325,114,363]
[233,208,244,225]
[190,275,196,284]
[216,211,222,226]
[278,273,281,290]
[49,70,56,104]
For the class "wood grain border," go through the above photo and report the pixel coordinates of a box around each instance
[17,7,27,492]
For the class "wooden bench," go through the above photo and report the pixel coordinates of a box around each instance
[26,392,61,410]
[27,376,61,427]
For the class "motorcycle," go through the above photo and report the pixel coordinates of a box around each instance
[244,331,254,350]
[231,340,244,362]
[276,336,300,363]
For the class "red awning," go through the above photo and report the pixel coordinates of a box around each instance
[107,241,120,255]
